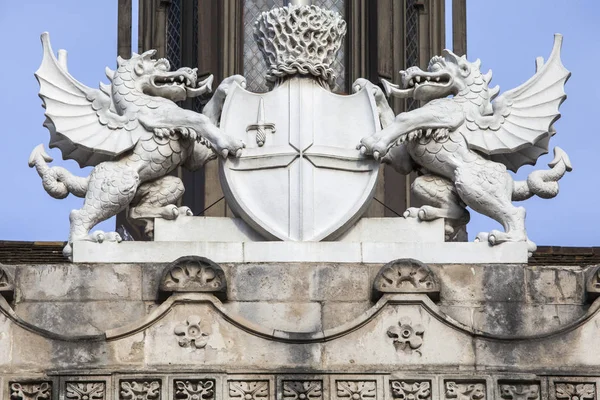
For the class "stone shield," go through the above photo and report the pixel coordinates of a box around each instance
[219,77,380,241]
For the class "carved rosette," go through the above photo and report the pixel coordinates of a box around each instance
[390,381,431,400]
[283,381,323,400]
[174,315,209,349]
[387,317,424,355]
[174,380,215,400]
[253,4,347,89]
[445,382,486,400]
[66,382,106,400]
[372,259,439,301]
[499,383,540,400]
[555,383,595,400]
[120,380,161,400]
[10,382,52,400]
[229,381,269,400]
[160,256,227,299]
[336,381,376,400]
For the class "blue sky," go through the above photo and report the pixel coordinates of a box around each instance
[0,1,598,246]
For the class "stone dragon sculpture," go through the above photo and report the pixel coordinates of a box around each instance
[29,33,245,258]
[357,34,572,253]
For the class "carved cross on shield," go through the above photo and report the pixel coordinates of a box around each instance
[219,78,380,241]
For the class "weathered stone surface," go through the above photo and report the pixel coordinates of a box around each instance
[14,301,146,336]
[17,264,142,301]
[321,302,372,330]
[0,314,12,368]
[223,302,322,332]
[525,266,585,305]
[227,264,312,302]
[310,265,371,302]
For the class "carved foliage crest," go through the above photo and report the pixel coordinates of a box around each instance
[373,259,439,301]
[160,256,227,299]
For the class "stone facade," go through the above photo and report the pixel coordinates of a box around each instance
[1,258,599,400]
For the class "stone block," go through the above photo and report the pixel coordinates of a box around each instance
[244,242,362,263]
[525,266,586,304]
[227,264,312,302]
[17,264,142,301]
[223,302,322,332]
[309,265,371,302]
[154,216,264,242]
[435,264,526,304]
[321,301,372,330]
[0,314,12,367]
[14,301,146,336]
[334,218,444,243]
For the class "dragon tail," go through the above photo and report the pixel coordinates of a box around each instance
[28,144,89,199]
[512,147,572,201]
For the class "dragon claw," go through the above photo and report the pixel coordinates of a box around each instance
[222,149,229,158]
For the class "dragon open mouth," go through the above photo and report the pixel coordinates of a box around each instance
[153,74,197,88]
[404,73,451,89]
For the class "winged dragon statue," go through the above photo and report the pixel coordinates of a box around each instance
[357,34,572,253]
[29,33,245,258]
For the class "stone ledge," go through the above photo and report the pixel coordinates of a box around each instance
[72,241,528,264]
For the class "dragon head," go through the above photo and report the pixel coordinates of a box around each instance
[386,49,496,107]
[112,50,213,102]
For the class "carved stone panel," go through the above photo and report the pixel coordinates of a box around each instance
[372,259,439,301]
[0,266,15,301]
[174,379,215,400]
[499,383,540,400]
[444,381,486,400]
[555,383,596,400]
[9,382,52,400]
[120,380,161,400]
[282,380,323,400]
[160,256,227,299]
[335,380,377,400]
[390,380,432,400]
[66,382,106,400]
[228,380,270,400]
[586,266,600,302]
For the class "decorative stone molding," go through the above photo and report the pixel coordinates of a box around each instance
[0,266,15,301]
[253,5,346,89]
[335,381,377,400]
[555,383,595,400]
[372,259,439,301]
[120,380,161,400]
[160,256,227,300]
[228,381,269,400]
[174,380,215,400]
[445,382,486,400]
[499,383,540,400]
[387,317,424,355]
[66,382,106,400]
[283,381,323,400]
[174,315,209,349]
[390,381,431,400]
[10,382,52,400]
[586,266,600,302]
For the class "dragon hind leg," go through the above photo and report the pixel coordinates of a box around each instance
[404,174,470,241]
[64,163,140,260]
[454,162,536,253]
[128,175,191,238]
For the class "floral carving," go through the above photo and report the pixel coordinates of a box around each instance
[174,380,215,400]
[10,382,51,400]
[160,256,227,298]
[229,381,269,400]
[283,381,323,400]
[555,383,595,400]
[445,382,486,400]
[390,381,431,400]
[373,259,439,300]
[336,381,376,400]
[387,317,424,355]
[66,382,106,400]
[499,384,540,400]
[174,315,209,349]
[120,380,161,400]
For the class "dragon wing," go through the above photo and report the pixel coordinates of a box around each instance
[460,34,570,172]
[36,32,145,168]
